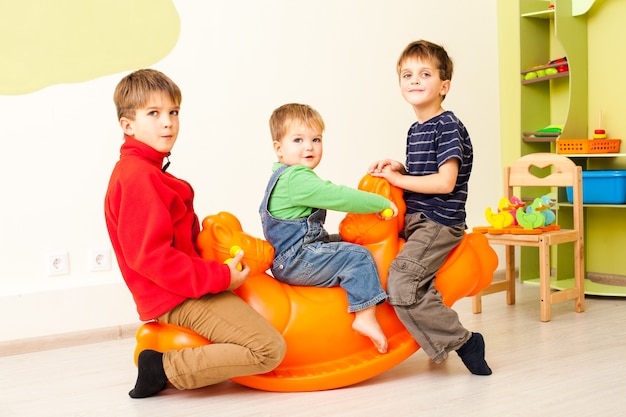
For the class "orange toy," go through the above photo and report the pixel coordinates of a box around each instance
[134,175,498,392]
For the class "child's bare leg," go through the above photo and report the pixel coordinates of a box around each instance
[352,305,388,354]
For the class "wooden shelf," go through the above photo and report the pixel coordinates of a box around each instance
[521,61,569,84]
[523,130,560,137]
[522,136,558,143]
[521,61,569,74]
[522,71,568,84]
[521,8,555,19]
[522,132,559,142]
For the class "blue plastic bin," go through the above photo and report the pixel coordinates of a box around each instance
[566,170,626,204]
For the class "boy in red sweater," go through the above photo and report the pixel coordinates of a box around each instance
[105,69,286,398]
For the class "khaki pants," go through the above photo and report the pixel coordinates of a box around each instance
[387,213,471,363]
[156,291,286,390]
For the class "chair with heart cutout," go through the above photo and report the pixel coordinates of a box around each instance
[472,152,585,322]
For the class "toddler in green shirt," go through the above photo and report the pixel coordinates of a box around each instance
[259,103,397,353]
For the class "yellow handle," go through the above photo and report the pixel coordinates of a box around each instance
[381,208,393,218]
[224,245,243,271]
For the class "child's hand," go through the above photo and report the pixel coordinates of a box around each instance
[388,201,399,218]
[368,159,405,175]
[370,164,404,187]
[226,249,250,291]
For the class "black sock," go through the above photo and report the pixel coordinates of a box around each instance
[129,350,168,398]
[456,332,492,375]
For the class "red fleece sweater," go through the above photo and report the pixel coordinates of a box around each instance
[105,136,230,321]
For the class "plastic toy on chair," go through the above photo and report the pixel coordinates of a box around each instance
[477,194,559,235]
[484,206,514,230]
[134,175,498,392]
[501,196,525,225]
[484,196,525,230]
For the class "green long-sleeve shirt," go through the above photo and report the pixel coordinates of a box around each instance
[268,162,391,219]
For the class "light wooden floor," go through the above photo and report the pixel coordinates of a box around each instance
[2,282,626,417]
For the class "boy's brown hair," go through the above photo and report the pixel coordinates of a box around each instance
[396,40,454,83]
[113,69,182,121]
[269,103,325,143]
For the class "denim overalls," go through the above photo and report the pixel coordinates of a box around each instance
[259,165,387,313]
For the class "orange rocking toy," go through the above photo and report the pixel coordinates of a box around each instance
[134,175,497,392]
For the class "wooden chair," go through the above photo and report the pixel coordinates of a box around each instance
[472,153,585,321]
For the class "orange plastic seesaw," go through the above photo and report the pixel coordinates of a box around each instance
[134,175,498,392]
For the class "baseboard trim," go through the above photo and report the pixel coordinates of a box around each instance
[587,271,626,287]
[0,322,142,357]
[493,269,509,281]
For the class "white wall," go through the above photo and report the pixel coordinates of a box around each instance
[0,0,501,341]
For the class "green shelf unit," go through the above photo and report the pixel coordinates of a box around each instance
[499,0,626,296]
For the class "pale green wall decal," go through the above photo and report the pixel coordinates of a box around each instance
[0,0,180,95]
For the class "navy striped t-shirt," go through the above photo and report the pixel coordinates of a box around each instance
[404,110,473,226]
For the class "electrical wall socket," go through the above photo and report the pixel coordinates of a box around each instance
[45,252,70,276]
[89,249,112,272]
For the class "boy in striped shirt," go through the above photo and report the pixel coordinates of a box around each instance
[368,40,491,375]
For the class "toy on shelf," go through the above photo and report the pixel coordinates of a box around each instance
[550,57,569,73]
[522,125,562,142]
[594,109,607,139]
[534,125,562,137]
[133,175,498,392]
[521,57,568,84]
[557,138,621,154]
[594,130,607,139]
[557,109,623,154]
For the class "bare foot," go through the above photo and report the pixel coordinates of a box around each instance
[353,308,388,354]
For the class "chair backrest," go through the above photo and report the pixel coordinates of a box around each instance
[504,152,583,230]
